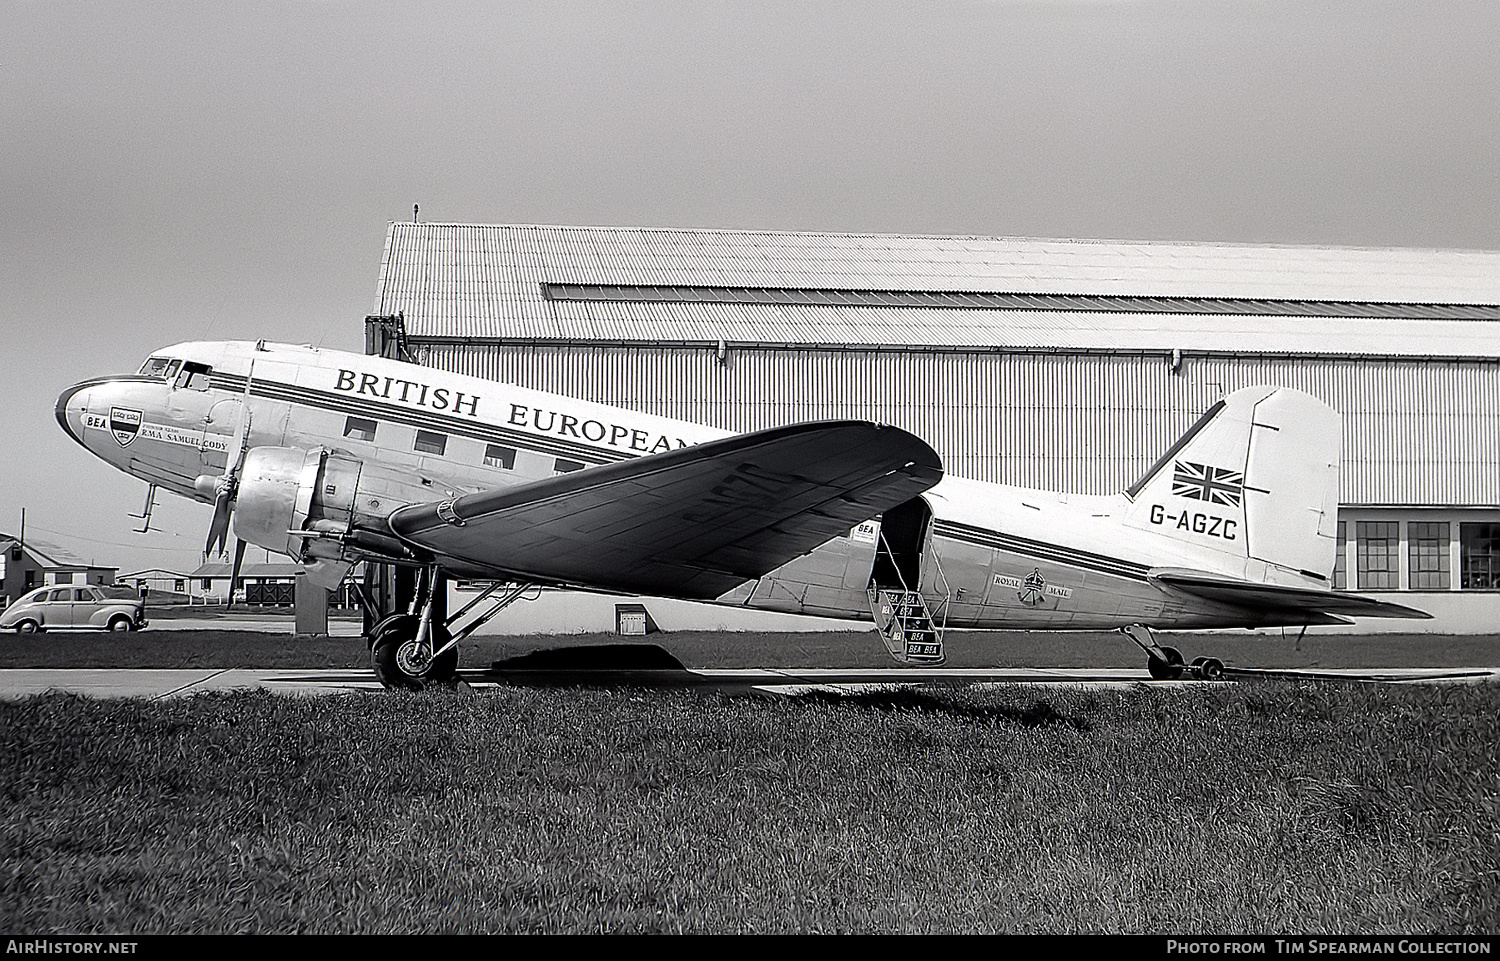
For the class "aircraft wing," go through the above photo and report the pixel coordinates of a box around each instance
[1149,569,1432,620]
[387,421,943,599]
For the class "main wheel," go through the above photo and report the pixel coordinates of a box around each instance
[370,614,458,691]
[1147,645,1185,680]
[1198,656,1225,680]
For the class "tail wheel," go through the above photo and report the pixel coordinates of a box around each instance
[1147,645,1185,680]
[1196,656,1225,680]
[370,614,458,691]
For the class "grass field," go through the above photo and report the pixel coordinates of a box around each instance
[2,678,1498,933]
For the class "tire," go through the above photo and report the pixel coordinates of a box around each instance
[370,615,458,691]
[1147,645,1185,680]
[15,620,41,635]
[108,616,133,633]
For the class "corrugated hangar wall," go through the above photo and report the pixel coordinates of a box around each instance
[412,342,1500,508]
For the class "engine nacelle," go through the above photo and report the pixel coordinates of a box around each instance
[232,446,462,568]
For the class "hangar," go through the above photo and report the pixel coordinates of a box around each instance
[366,222,1500,633]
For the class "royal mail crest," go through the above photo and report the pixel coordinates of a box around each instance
[994,568,1073,606]
[109,407,142,447]
[1018,568,1047,606]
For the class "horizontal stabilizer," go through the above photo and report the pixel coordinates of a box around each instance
[1149,568,1432,620]
[389,420,943,599]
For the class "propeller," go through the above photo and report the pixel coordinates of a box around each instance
[202,403,252,556]
[196,361,256,558]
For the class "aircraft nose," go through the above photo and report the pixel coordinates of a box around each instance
[56,381,94,446]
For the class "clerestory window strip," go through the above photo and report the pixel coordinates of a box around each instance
[542,283,1500,321]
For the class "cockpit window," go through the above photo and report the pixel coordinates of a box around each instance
[173,361,213,391]
[138,357,184,380]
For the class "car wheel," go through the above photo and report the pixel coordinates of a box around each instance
[108,616,132,633]
[16,620,41,634]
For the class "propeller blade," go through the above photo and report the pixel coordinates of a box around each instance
[224,404,253,480]
[202,368,255,557]
[205,487,233,556]
[225,538,247,610]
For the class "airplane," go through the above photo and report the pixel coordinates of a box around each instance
[54,340,1429,689]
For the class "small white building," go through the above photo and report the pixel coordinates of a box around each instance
[1,535,117,608]
[116,569,197,604]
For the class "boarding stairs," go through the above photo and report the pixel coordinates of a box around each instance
[867,531,948,665]
[869,588,945,664]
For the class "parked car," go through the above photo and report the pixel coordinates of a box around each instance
[1,585,148,633]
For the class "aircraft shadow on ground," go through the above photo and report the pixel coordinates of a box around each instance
[477,643,711,688]
[473,643,1096,727]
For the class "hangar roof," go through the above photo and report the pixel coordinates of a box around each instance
[373,223,1500,357]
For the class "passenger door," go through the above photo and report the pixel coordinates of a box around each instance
[42,588,75,627]
[74,587,102,627]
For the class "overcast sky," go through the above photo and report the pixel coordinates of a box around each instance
[3,0,1498,576]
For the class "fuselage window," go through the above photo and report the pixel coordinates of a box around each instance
[344,417,378,442]
[483,444,516,470]
[173,361,213,391]
[555,458,585,474]
[414,430,448,456]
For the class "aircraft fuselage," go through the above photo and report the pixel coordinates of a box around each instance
[56,340,1314,633]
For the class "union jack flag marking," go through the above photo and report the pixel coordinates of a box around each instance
[1171,461,1244,507]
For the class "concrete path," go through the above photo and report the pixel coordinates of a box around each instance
[1,665,1496,700]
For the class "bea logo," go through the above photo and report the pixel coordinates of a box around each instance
[109,407,142,447]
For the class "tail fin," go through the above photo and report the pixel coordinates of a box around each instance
[1123,386,1340,580]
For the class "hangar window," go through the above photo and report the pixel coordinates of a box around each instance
[1407,522,1450,590]
[1459,523,1500,590]
[483,444,516,470]
[541,283,1500,320]
[555,458,585,474]
[343,417,378,442]
[414,430,448,456]
[1333,522,1347,589]
[1355,521,1399,590]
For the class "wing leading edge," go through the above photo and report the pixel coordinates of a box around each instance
[388,420,943,599]
[1149,569,1433,622]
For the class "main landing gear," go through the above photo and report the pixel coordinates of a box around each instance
[357,565,537,691]
[1120,624,1224,681]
